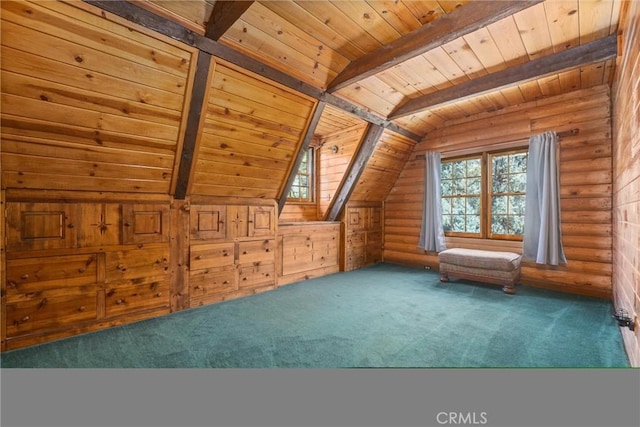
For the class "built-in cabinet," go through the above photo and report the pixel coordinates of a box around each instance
[3,200,171,350]
[188,200,277,307]
[342,202,383,271]
[278,222,341,286]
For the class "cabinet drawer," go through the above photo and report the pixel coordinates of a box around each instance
[6,288,97,337]
[238,239,275,264]
[106,245,170,282]
[238,262,275,288]
[6,254,99,295]
[190,266,237,302]
[105,279,169,317]
[190,242,235,270]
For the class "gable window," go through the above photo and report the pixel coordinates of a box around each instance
[287,148,314,202]
[441,149,527,240]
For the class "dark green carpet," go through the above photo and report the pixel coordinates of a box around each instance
[0,263,630,368]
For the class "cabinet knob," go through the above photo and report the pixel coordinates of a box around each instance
[223,281,229,284]
[67,223,75,229]
[22,316,30,322]
[124,222,131,227]
[242,277,248,281]
[195,285,202,290]
[265,249,270,252]
[115,299,124,305]
[155,292,162,297]
[78,268,85,273]
[195,255,202,260]
[78,306,86,312]
[20,274,29,280]
[243,251,248,255]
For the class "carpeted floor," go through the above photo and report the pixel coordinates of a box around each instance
[0,263,630,368]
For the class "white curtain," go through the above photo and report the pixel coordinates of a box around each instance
[419,151,446,252]
[523,131,566,265]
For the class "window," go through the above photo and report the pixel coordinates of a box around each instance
[287,148,314,202]
[441,149,527,240]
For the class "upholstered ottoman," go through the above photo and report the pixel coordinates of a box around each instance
[438,248,522,294]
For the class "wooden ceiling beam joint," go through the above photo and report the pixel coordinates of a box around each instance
[205,1,255,41]
[327,0,544,93]
[389,34,618,120]
[325,124,385,222]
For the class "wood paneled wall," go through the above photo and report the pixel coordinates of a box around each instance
[317,123,367,218]
[385,85,614,298]
[612,0,640,367]
[0,0,196,195]
[190,59,316,199]
[350,130,416,201]
[279,203,319,222]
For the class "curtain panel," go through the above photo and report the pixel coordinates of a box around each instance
[523,131,567,265]
[419,151,446,252]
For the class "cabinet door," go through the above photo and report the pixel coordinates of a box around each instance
[226,205,249,239]
[122,204,169,244]
[78,203,121,247]
[248,205,275,237]
[190,205,226,240]
[347,207,367,231]
[369,207,381,230]
[6,203,78,251]
[281,235,314,276]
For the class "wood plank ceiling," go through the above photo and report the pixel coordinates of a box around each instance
[136,0,622,138]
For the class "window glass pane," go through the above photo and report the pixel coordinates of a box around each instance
[467,159,481,177]
[441,162,452,179]
[509,195,526,215]
[510,153,527,173]
[441,198,451,214]
[509,216,525,235]
[453,161,466,178]
[453,179,466,195]
[452,215,465,232]
[441,180,452,196]
[492,196,507,214]
[492,215,508,234]
[453,197,466,215]
[467,215,481,233]
[466,197,480,214]
[508,173,526,193]
[467,177,481,194]
[492,173,507,193]
[493,155,507,175]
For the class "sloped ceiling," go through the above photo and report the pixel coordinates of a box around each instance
[136,0,621,137]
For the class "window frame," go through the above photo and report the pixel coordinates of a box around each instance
[287,147,315,203]
[440,147,528,241]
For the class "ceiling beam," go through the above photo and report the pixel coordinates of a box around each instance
[325,124,385,222]
[174,51,212,199]
[389,34,618,120]
[327,0,543,93]
[83,0,422,142]
[278,101,326,215]
[204,1,254,41]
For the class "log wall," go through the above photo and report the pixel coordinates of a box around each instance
[612,0,640,367]
[385,85,614,298]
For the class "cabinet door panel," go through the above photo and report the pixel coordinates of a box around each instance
[226,205,249,239]
[78,203,121,247]
[122,204,169,244]
[106,245,170,282]
[6,254,99,295]
[190,205,226,240]
[6,203,78,251]
[6,288,97,337]
[190,242,235,270]
[248,205,275,237]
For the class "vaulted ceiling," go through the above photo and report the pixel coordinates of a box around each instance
[127,0,621,138]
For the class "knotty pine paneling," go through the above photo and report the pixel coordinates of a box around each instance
[190,59,316,199]
[0,0,197,195]
[612,0,640,367]
[279,204,319,222]
[350,129,416,202]
[385,85,614,298]
[317,123,368,219]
